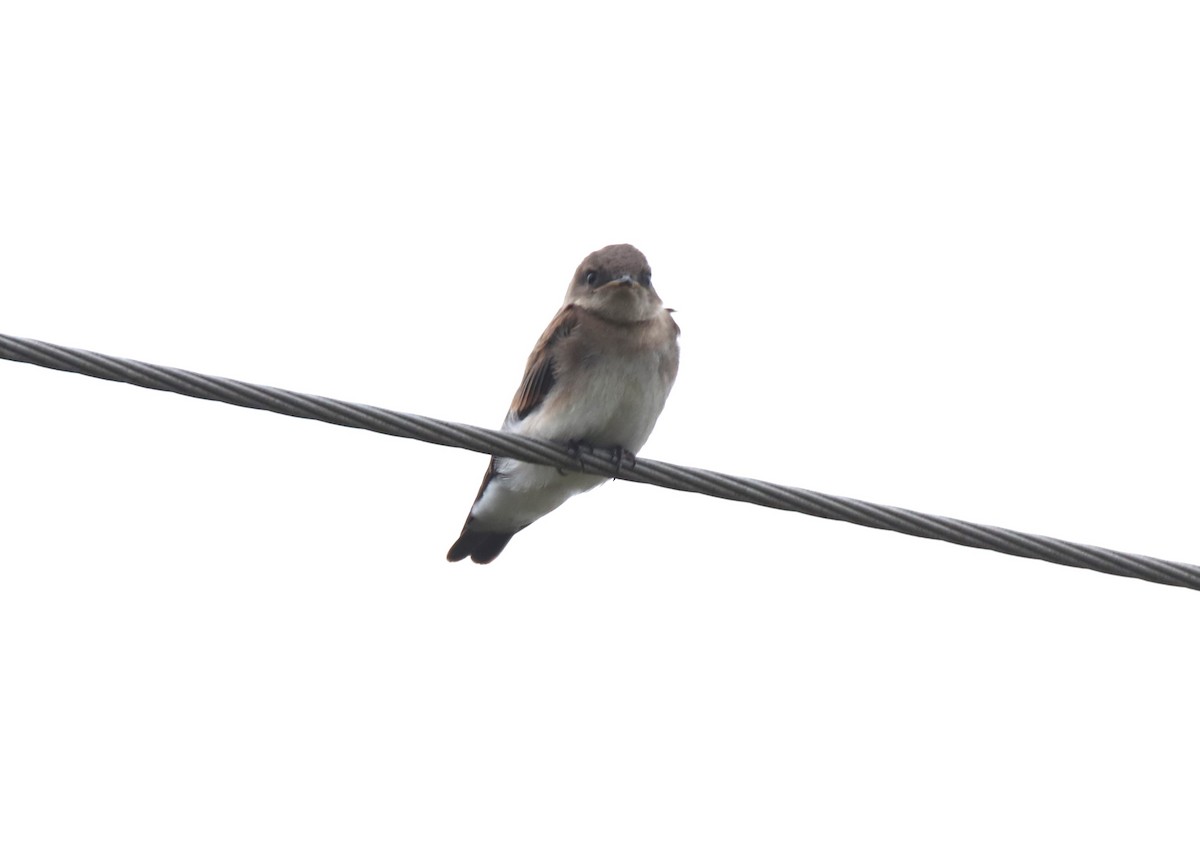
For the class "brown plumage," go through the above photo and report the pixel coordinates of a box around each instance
[446,244,679,564]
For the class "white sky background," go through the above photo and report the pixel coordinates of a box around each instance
[2,1,1198,838]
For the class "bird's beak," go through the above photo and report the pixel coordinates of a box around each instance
[610,274,636,288]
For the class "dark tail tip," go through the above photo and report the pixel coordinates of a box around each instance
[446,529,516,564]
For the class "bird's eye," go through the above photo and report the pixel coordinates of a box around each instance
[585,270,600,287]
[641,271,652,286]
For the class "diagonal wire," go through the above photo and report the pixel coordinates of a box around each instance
[2,331,1197,591]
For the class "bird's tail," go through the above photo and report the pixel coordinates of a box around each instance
[446,525,516,564]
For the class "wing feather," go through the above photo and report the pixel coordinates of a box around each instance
[508,305,578,421]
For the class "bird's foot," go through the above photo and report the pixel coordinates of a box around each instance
[559,439,597,474]
[607,446,636,479]
[557,440,634,477]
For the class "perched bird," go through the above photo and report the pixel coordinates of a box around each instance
[447,243,680,563]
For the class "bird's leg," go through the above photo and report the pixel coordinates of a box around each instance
[559,439,596,474]
[607,446,636,479]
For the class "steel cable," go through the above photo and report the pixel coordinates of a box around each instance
[3,332,1197,591]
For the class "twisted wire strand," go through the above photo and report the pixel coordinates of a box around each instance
[2,332,1197,591]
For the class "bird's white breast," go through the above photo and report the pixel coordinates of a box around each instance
[515,344,672,452]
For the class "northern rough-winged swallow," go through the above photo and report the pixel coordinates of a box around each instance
[447,244,680,563]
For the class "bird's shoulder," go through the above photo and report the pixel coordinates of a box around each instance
[508,304,581,421]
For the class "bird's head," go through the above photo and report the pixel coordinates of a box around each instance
[565,243,663,324]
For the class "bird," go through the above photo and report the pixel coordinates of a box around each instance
[446,243,680,563]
